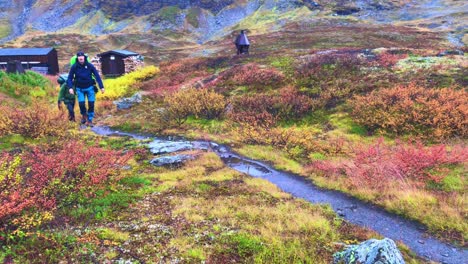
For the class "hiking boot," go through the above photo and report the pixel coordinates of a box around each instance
[81,114,87,125]
[86,120,94,127]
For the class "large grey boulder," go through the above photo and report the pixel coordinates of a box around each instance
[150,154,194,167]
[333,238,405,264]
[148,139,194,155]
[113,93,142,110]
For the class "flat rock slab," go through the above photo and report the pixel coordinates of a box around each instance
[150,154,194,167]
[148,140,194,155]
[333,238,405,264]
[113,93,143,110]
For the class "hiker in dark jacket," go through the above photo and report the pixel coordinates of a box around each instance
[67,51,105,127]
[234,30,250,55]
[57,74,76,122]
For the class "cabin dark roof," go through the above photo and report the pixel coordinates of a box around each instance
[0,48,55,56]
[99,50,139,57]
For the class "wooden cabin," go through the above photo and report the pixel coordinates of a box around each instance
[97,50,141,76]
[0,48,59,75]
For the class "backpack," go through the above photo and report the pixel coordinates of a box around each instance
[57,74,68,85]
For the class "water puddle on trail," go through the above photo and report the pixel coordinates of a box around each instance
[92,126,467,263]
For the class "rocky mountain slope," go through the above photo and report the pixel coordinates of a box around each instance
[1,0,466,43]
[0,0,465,69]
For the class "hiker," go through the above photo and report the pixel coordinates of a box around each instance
[234,30,250,55]
[67,51,105,127]
[69,54,91,66]
[57,74,75,122]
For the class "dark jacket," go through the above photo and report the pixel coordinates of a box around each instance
[67,57,104,89]
[235,33,250,46]
[58,83,75,104]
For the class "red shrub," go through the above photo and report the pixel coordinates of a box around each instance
[374,52,408,67]
[0,141,132,233]
[212,63,285,91]
[308,139,468,190]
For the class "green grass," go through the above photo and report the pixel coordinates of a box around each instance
[268,56,295,77]
[67,174,153,221]
[0,71,54,103]
[187,247,206,260]
[185,116,227,134]
[69,191,137,220]
[98,136,141,150]
[235,145,304,175]
[427,165,466,193]
[96,228,130,243]
[221,233,264,258]
[119,175,152,187]
[328,112,368,137]
[0,134,26,150]
[309,152,327,161]
[111,122,144,133]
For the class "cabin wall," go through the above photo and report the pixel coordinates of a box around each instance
[100,54,126,76]
[0,52,59,75]
[47,50,60,74]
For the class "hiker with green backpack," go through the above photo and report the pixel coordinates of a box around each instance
[57,74,76,122]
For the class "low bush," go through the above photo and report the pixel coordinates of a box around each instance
[163,88,227,126]
[0,141,132,239]
[99,66,159,100]
[230,86,313,122]
[308,139,467,190]
[0,102,69,139]
[351,83,468,139]
[213,63,285,92]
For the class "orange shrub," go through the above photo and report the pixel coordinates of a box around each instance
[230,86,313,121]
[0,102,70,139]
[351,84,468,139]
[163,88,227,126]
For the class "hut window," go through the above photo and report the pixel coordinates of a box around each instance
[110,55,115,60]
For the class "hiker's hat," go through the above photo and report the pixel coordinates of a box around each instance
[76,51,85,57]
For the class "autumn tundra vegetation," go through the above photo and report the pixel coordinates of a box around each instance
[0,28,467,264]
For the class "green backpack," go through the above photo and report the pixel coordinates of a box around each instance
[70,55,91,66]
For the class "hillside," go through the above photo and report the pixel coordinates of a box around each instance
[0,0,466,69]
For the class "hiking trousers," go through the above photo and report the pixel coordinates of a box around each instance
[76,86,96,122]
[65,101,75,121]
